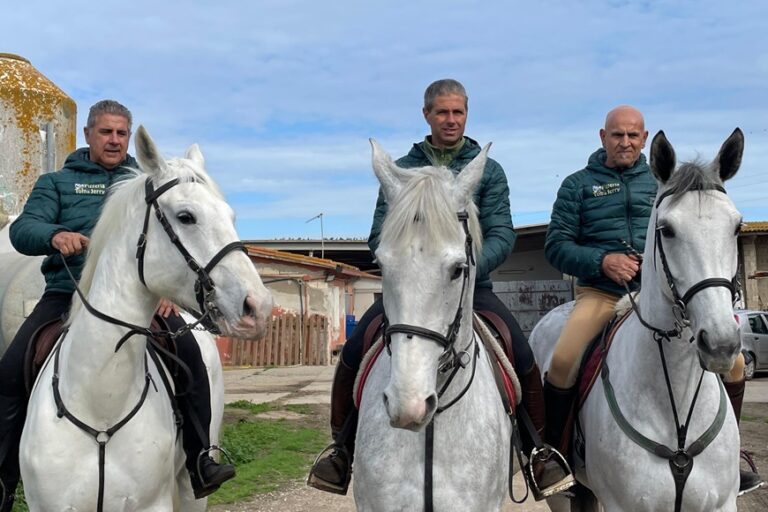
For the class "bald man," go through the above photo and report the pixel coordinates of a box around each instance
[542,105,656,455]
[542,106,762,495]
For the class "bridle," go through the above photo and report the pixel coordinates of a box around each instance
[51,175,247,512]
[136,176,247,330]
[381,211,479,512]
[383,211,476,376]
[609,183,738,512]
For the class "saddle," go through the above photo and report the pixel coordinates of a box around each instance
[557,310,633,459]
[22,315,177,396]
[353,311,520,412]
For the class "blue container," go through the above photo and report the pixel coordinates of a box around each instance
[345,314,358,338]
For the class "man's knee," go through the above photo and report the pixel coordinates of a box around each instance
[724,351,746,383]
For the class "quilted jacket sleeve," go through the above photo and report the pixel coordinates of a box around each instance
[9,173,68,256]
[475,160,516,278]
[545,176,605,278]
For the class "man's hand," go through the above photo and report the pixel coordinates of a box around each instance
[602,253,641,285]
[51,231,90,257]
[157,298,180,318]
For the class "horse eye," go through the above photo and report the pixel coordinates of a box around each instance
[451,263,466,281]
[177,211,196,225]
[659,225,675,238]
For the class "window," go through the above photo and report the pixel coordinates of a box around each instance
[748,314,768,334]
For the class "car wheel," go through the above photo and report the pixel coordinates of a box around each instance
[745,356,756,380]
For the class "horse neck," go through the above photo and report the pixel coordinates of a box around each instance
[60,238,159,416]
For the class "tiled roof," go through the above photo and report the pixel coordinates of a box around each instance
[742,221,768,233]
[245,245,379,280]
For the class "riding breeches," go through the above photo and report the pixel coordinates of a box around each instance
[0,291,72,399]
[548,286,620,389]
[341,288,535,376]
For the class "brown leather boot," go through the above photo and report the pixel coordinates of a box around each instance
[307,359,358,494]
[520,364,545,440]
[723,378,765,495]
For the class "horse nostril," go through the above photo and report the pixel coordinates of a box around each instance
[697,329,711,353]
[382,392,390,412]
[243,297,254,317]
[425,393,437,417]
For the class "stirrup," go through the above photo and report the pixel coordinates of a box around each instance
[196,445,235,486]
[526,444,576,501]
[738,450,765,496]
[307,443,352,495]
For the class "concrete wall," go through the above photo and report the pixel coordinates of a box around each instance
[0,54,76,217]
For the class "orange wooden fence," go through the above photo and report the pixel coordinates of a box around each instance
[217,313,329,366]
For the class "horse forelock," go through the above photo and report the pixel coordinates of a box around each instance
[660,159,724,206]
[70,157,222,321]
[379,166,482,256]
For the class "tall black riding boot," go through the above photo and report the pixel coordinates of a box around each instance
[723,378,765,495]
[307,358,358,495]
[525,380,577,500]
[0,395,25,512]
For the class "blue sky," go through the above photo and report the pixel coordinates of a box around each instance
[5,0,767,240]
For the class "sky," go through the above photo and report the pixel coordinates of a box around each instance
[4,0,767,240]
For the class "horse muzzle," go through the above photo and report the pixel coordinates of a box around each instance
[221,292,272,339]
[696,328,739,373]
[382,390,438,431]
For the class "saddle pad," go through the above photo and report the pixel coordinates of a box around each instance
[352,314,521,412]
[578,309,633,408]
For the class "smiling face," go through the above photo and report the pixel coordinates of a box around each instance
[84,113,131,169]
[423,93,467,149]
[600,106,648,169]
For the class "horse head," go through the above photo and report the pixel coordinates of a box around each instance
[132,125,272,339]
[370,139,486,430]
[648,128,744,373]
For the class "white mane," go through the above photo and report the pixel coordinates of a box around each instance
[379,165,482,256]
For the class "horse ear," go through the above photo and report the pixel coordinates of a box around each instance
[715,128,744,182]
[454,143,490,205]
[650,130,676,183]
[370,138,403,202]
[185,143,205,168]
[134,125,168,176]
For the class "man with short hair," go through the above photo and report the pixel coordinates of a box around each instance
[308,79,569,498]
[0,100,234,511]
[544,105,762,495]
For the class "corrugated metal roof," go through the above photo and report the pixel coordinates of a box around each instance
[245,245,379,280]
[742,221,768,233]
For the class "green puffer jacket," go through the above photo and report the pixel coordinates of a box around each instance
[10,148,137,294]
[545,148,658,296]
[368,137,517,289]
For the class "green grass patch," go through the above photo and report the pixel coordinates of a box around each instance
[208,404,327,505]
[740,414,768,423]
[226,400,278,414]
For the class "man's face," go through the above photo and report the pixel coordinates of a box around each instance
[83,114,131,169]
[600,108,648,169]
[423,93,467,149]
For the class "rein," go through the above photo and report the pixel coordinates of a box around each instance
[381,211,479,512]
[608,184,736,512]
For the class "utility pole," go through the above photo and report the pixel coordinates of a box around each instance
[306,213,325,259]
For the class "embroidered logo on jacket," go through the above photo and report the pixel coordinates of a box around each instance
[74,183,106,195]
[592,183,621,197]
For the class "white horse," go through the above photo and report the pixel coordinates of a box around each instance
[354,141,515,512]
[531,129,744,512]
[19,126,272,511]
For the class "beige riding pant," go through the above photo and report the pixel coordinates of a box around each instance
[548,286,620,389]
[547,286,747,388]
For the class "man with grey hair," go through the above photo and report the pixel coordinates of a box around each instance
[308,79,570,498]
[0,100,234,511]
